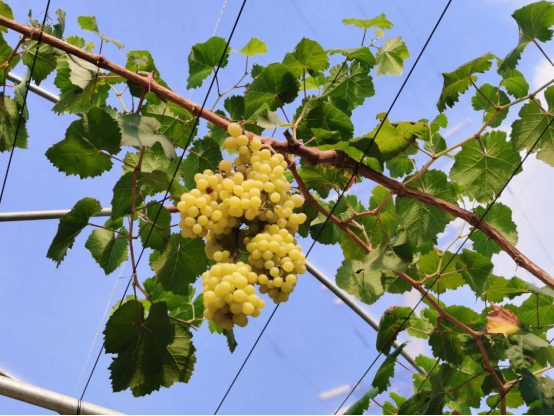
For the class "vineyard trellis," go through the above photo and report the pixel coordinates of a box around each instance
[1,0,554,415]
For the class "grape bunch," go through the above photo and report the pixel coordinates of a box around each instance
[178,123,308,328]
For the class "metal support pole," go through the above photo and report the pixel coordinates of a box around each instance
[0,207,425,374]
[7,72,60,104]
[0,375,124,415]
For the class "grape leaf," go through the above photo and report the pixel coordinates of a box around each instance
[456,249,493,297]
[85,221,129,275]
[469,203,518,257]
[437,52,496,112]
[510,86,554,167]
[324,63,375,110]
[46,107,122,178]
[297,165,350,198]
[499,67,529,99]
[304,101,354,144]
[244,63,299,118]
[471,83,510,128]
[125,51,169,97]
[450,130,522,203]
[104,301,172,396]
[418,250,465,293]
[499,1,554,71]
[238,37,267,56]
[376,306,412,355]
[141,100,196,148]
[181,137,222,189]
[506,330,554,370]
[22,42,57,85]
[375,37,409,76]
[372,343,406,393]
[0,95,28,152]
[47,198,102,266]
[0,34,21,84]
[342,14,393,30]
[139,204,171,251]
[255,109,285,130]
[110,172,143,220]
[364,231,413,272]
[519,370,554,413]
[327,47,375,69]
[120,114,177,159]
[396,170,457,249]
[336,258,384,305]
[344,388,379,415]
[123,142,174,175]
[291,38,329,72]
[187,36,229,89]
[150,234,208,295]
[0,1,14,33]
[77,15,124,48]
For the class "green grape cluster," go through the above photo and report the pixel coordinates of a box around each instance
[178,123,308,328]
[202,262,266,329]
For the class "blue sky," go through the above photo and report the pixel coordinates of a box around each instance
[1,0,553,414]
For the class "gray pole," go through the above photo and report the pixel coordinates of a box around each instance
[0,207,425,375]
[7,73,60,104]
[0,375,124,415]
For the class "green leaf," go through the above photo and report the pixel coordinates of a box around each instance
[450,130,522,203]
[120,114,177,159]
[85,221,129,275]
[0,95,28,152]
[144,277,189,311]
[336,258,384,305]
[172,292,205,329]
[436,52,496,112]
[181,137,222,189]
[243,63,299,118]
[456,249,493,297]
[110,172,143,220]
[470,203,518,257]
[471,83,510,128]
[255,109,285,130]
[507,292,554,328]
[141,100,196,149]
[160,323,197,388]
[376,306,412,355]
[187,37,229,89]
[224,95,245,120]
[423,364,452,414]
[139,205,171,251]
[123,142,174,175]
[22,42,57,85]
[150,235,208,295]
[372,343,406,393]
[324,63,375,110]
[342,14,394,30]
[297,165,349,198]
[351,115,426,160]
[520,370,554,413]
[0,34,21,84]
[238,37,267,56]
[125,51,169,97]
[398,391,432,415]
[327,47,375,69]
[344,388,379,415]
[104,301,172,396]
[510,86,554,167]
[418,250,465,293]
[375,37,410,76]
[506,330,554,370]
[480,275,528,303]
[0,1,14,33]
[499,1,554,71]
[52,55,109,114]
[46,107,121,178]
[396,170,457,249]
[77,16,124,48]
[364,231,413,272]
[291,38,329,72]
[47,198,102,266]
[499,67,529,99]
[429,328,465,366]
[386,153,415,178]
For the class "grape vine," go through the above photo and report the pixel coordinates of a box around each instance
[1,0,554,414]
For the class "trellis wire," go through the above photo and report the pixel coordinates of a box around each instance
[0,0,52,205]
[213,1,452,413]
[76,0,249,411]
[336,112,554,415]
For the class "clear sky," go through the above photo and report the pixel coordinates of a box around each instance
[1,0,553,414]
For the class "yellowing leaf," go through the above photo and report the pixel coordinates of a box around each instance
[486,304,520,337]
